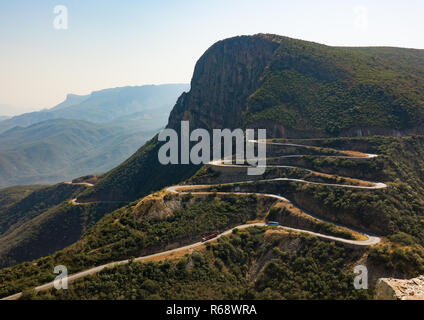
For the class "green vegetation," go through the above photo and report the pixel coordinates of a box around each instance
[0,201,124,269]
[0,183,85,235]
[0,194,274,297]
[368,242,424,277]
[0,185,45,212]
[0,117,155,188]
[3,135,424,299]
[300,135,424,245]
[244,35,424,135]
[267,206,357,240]
[26,228,371,300]
[2,35,424,300]
[207,136,424,247]
[0,183,125,268]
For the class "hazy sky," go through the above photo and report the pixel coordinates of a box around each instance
[0,0,423,116]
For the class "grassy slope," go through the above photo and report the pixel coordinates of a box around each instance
[77,136,200,202]
[244,35,424,135]
[0,183,124,268]
[0,185,45,212]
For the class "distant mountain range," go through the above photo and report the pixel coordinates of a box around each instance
[0,116,9,122]
[0,84,189,134]
[0,84,189,187]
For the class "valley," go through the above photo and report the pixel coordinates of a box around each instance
[0,84,189,187]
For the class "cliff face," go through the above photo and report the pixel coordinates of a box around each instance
[167,34,424,138]
[168,35,279,130]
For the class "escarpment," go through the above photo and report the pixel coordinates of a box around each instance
[168,35,280,131]
[169,34,424,137]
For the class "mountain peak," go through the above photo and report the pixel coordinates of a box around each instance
[168,34,424,137]
[50,93,90,111]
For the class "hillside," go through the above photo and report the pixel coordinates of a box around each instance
[2,135,424,299]
[23,228,373,300]
[0,185,45,212]
[0,118,157,187]
[0,181,126,268]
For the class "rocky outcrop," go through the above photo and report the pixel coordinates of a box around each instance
[375,276,424,300]
[167,35,279,131]
[134,195,182,221]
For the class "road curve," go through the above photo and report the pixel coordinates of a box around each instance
[63,181,94,187]
[2,140,384,300]
[1,223,264,300]
[167,139,384,246]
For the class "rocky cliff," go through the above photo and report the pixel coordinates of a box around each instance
[168,35,279,130]
[168,34,424,137]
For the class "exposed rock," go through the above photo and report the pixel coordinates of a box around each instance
[167,35,279,131]
[375,275,424,300]
[134,196,182,221]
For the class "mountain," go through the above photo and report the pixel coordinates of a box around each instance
[0,118,157,187]
[80,34,424,203]
[49,93,89,111]
[169,34,424,136]
[0,84,190,134]
[0,116,9,122]
[0,182,124,268]
[3,135,424,299]
[2,35,424,300]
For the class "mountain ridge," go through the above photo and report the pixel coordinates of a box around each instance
[0,84,189,187]
[0,84,189,134]
[169,34,424,137]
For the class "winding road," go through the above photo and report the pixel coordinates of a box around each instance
[1,223,264,301]
[1,139,385,300]
[167,139,384,246]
